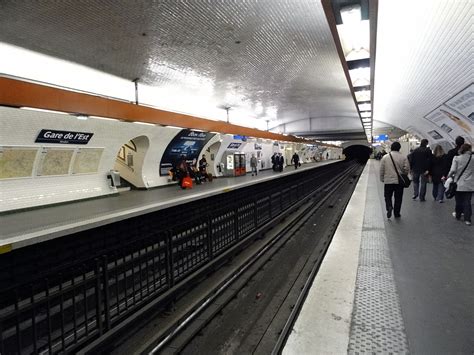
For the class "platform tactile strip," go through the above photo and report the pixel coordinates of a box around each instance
[348,163,409,353]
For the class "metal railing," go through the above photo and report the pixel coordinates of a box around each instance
[0,162,351,354]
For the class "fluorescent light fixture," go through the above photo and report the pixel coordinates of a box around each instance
[360,111,371,118]
[358,103,371,111]
[346,48,370,61]
[133,121,155,126]
[76,115,89,120]
[362,118,371,123]
[90,115,117,121]
[355,90,371,102]
[341,4,361,25]
[349,67,370,87]
[20,107,68,115]
[166,125,183,130]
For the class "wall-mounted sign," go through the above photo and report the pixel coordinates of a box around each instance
[233,135,247,141]
[227,142,242,149]
[35,129,93,145]
[427,130,443,140]
[226,155,234,169]
[254,143,262,150]
[160,129,215,175]
[373,134,388,142]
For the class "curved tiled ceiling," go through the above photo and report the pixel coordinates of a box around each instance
[374,0,473,144]
[0,0,365,140]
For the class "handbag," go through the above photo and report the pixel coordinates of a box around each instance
[389,153,411,188]
[445,181,457,199]
[445,154,471,199]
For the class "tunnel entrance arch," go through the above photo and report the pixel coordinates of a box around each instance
[343,144,372,164]
[114,135,150,188]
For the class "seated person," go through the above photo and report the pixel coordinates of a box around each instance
[199,154,209,181]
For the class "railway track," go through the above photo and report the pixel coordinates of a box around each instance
[112,163,362,354]
[0,162,361,354]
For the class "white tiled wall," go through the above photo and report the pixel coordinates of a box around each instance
[0,106,179,212]
[0,106,317,212]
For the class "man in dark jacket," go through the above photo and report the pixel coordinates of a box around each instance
[291,152,300,169]
[446,136,465,170]
[410,139,432,201]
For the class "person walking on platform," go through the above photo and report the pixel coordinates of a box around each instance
[291,152,300,169]
[250,154,258,176]
[278,153,284,172]
[430,145,449,202]
[448,143,473,225]
[446,136,465,168]
[271,153,277,171]
[380,142,410,218]
[410,139,432,201]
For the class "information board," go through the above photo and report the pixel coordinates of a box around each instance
[0,147,38,179]
[72,148,103,174]
[160,130,215,175]
[37,148,74,176]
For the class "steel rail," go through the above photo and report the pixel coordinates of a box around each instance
[147,164,360,354]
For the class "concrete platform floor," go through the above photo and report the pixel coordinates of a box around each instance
[284,159,474,354]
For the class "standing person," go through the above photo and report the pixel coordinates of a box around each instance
[430,145,449,202]
[278,153,284,172]
[446,136,465,168]
[271,153,277,171]
[177,155,189,189]
[410,139,432,201]
[291,152,300,169]
[199,154,208,181]
[380,142,410,218]
[250,154,258,176]
[448,144,473,225]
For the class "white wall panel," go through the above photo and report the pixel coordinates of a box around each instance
[0,106,180,212]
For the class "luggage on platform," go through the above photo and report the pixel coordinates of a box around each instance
[182,176,193,189]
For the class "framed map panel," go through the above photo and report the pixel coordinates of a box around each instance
[72,148,103,174]
[0,147,38,179]
[37,148,74,176]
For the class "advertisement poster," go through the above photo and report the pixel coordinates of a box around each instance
[160,130,215,175]
[424,106,471,141]
[424,84,474,144]
[427,130,443,140]
[445,83,474,124]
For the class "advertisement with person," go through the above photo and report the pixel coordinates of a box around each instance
[160,130,215,175]
[445,83,474,125]
[424,106,471,141]
[424,84,473,144]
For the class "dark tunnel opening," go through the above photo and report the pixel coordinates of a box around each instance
[343,145,372,164]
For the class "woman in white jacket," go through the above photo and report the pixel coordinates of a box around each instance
[380,142,410,218]
[448,143,473,225]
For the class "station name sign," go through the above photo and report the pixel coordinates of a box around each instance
[35,129,94,145]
